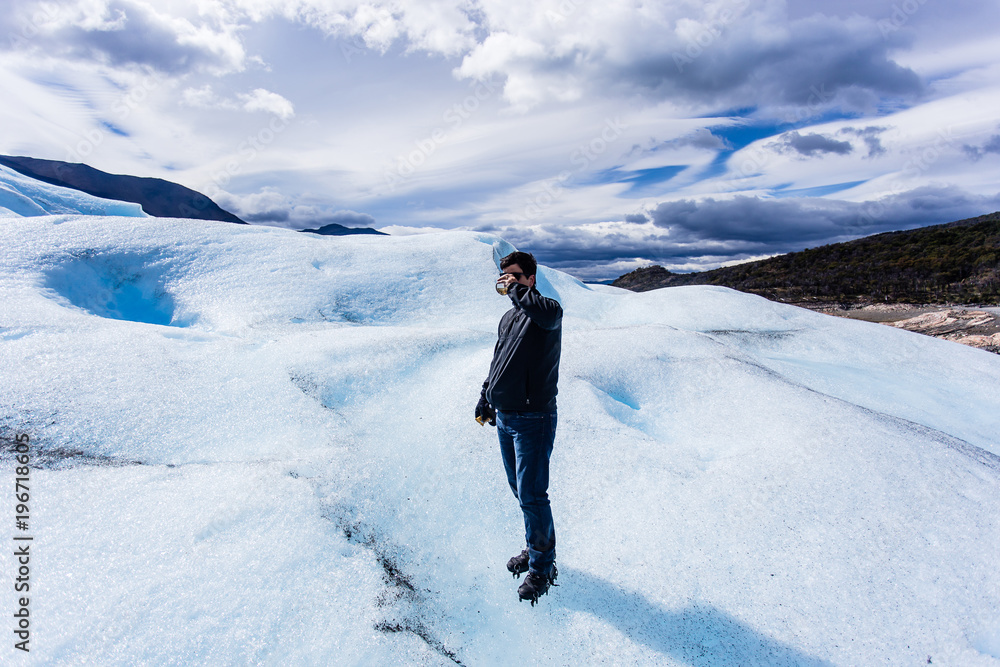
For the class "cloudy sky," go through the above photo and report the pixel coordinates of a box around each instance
[2,0,999,279]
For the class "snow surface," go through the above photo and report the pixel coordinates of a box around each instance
[1,215,999,666]
[0,164,147,218]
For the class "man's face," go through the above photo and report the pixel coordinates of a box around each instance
[501,263,536,289]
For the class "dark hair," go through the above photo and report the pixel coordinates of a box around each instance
[500,251,537,277]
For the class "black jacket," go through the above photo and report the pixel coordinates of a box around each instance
[482,283,562,412]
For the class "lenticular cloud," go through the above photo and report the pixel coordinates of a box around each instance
[1,212,998,665]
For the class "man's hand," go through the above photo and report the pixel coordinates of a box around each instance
[497,273,519,290]
[475,396,496,426]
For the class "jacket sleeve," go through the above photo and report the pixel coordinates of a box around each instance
[508,284,562,331]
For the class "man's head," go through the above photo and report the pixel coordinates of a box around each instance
[500,251,538,289]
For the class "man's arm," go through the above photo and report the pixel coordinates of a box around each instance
[508,283,562,330]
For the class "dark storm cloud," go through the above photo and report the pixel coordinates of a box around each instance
[2,0,243,75]
[215,187,377,229]
[773,131,854,157]
[624,213,649,223]
[840,126,889,158]
[607,13,922,116]
[647,187,996,246]
[680,128,732,150]
[963,133,1000,161]
[243,209,290,223]
[655,128,732,152]
[246,207,376,228]
[313,210,377,227]
[502,187,1000,280]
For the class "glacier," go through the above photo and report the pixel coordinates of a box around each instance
[0,164,147,219]
[1,212,999,666]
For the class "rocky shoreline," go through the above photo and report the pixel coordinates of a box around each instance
[797,303,1000,354]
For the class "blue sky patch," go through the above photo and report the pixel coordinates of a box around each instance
[769,180,868,198]
[592,165,687,197]
[100,121,130,137]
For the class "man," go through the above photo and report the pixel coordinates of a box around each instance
[475,251,562,605]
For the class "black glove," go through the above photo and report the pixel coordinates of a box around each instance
[475,395,496,426]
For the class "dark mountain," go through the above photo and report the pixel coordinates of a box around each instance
[0,154,246,224]
[612,211,1000,305]
[299,223,386,236]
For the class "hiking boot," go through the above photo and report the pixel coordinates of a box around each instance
[517,565,558,606]
[506,548,529,578]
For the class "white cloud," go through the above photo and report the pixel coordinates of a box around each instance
[239,88,295,119]
[277,0,476,55]
[181,84,228,110]
[181,85,294,119]
[375,224,447,235]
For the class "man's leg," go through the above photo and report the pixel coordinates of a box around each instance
[497,413,519,499]
[509,412,557,575]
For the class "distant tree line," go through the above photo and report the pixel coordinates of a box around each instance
[613,211,1000,305]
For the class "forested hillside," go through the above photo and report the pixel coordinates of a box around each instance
[613,212,1000,304]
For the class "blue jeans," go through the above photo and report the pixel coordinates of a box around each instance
[497,410,557,575]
